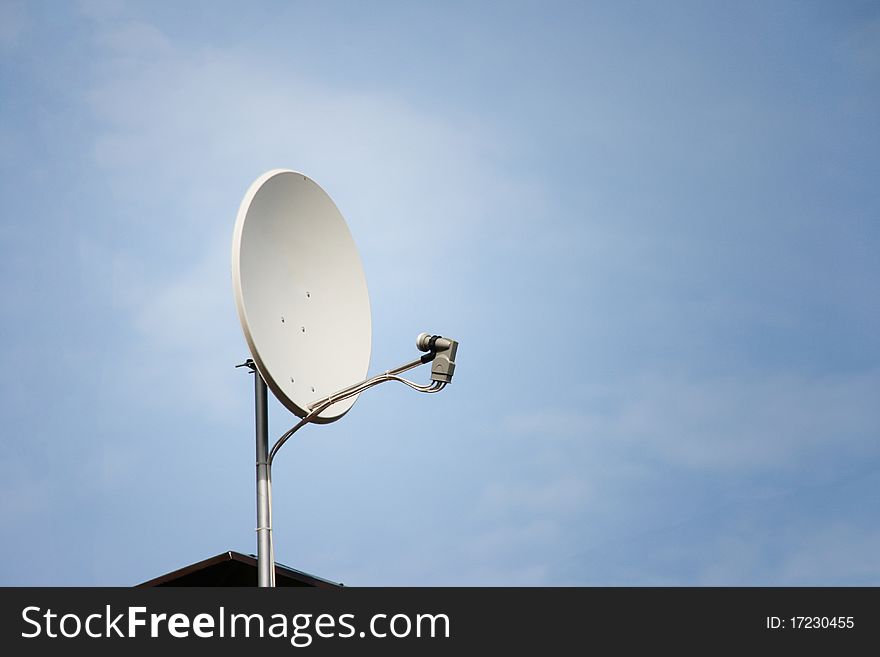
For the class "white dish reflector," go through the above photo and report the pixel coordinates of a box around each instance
[232,170,371,422]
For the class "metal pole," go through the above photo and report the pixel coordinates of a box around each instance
[254,365,275,587]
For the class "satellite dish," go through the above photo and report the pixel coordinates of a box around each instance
[232,169,371,423]
[232,168,458,588]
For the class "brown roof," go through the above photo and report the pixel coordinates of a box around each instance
[137,551,342,587]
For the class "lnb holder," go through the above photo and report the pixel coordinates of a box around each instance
[416,332,458,384]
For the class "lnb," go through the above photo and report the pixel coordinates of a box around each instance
[416,333,459,384]
[416,332,455,353]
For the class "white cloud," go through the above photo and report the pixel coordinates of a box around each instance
[505,371,880,472]
[75,12,542,423]
[84,32,519,257]
[127,236,244,417]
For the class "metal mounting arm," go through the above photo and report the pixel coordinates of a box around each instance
[242,332,458,588]
[268,333,458,466]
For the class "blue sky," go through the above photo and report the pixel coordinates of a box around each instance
[1,0,878,585]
